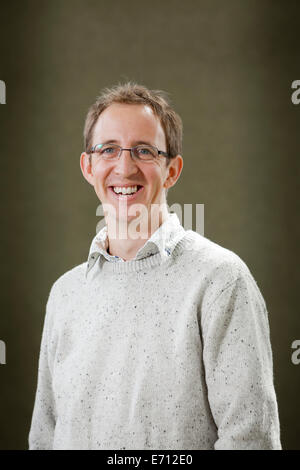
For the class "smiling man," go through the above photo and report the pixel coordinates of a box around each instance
[28,82,281,450]
[80,99,183,261]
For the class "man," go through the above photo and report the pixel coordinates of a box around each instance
[28,82,281,450]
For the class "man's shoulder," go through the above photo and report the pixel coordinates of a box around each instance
[48,260,88,299]
[183,230,253,283]
[182,230,265,314]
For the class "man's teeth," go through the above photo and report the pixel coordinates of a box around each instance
[113,186,139,195]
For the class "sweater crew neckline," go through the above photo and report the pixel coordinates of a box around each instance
[98,232,196,274]
[85,212,198,277]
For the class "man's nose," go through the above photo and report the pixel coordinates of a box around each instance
[113,149,139,175]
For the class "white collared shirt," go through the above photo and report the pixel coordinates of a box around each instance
[86,212,186,277]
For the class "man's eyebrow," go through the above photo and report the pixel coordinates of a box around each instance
[101,139,155,146]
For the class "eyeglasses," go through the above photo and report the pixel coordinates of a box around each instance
[88,143,169,162]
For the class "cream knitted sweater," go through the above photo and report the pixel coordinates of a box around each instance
[28,212,281,450]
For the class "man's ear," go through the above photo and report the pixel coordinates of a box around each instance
[80,152,94,186]
[164,154,184,190]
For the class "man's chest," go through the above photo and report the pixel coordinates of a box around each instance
[51,272,205,406]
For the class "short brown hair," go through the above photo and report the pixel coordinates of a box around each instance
[83,81,183,167]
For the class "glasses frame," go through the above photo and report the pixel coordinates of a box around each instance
[87,143,169,162]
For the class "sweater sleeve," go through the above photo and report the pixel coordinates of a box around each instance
[201,272,282,450]
[28,284,58,450]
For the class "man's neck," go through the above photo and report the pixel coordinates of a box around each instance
[106,206,169,261]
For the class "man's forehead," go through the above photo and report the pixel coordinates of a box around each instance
[92,103,166,145]
[96,103,156,125]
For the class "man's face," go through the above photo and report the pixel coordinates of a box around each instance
[80,103,182,226]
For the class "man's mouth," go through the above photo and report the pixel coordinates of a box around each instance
[108,185,144,199]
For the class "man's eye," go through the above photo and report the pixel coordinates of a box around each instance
[138,147,151,154]
[101,147,115,154]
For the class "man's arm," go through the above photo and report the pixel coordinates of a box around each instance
[201,272,282,450]
[28,285,58,450]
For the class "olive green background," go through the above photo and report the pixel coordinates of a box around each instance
[0,0,299,450]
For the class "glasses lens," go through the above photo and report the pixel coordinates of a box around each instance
[133,145,158,161]
[96,144,120,160]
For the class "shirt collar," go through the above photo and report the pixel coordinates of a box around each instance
[85,212,185,277]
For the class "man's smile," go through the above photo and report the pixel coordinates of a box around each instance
[108,185,144,201]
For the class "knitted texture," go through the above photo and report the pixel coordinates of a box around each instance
[28,213,281,450]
